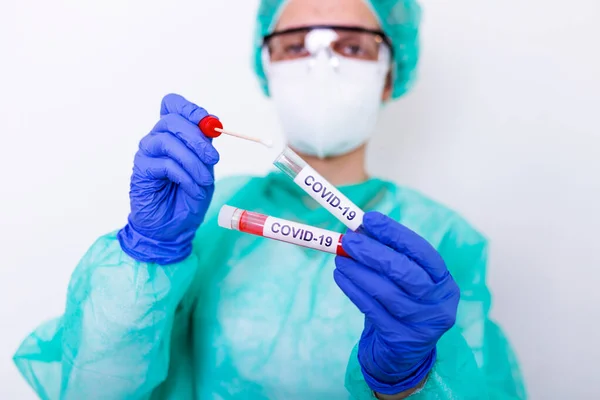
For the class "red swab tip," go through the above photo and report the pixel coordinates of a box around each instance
[199,116,223,138]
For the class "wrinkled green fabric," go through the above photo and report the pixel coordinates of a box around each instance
[14,173,526,399]
[253,0,421,99]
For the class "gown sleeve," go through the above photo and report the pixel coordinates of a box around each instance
[13,176,251,400]
[12,233,200,400]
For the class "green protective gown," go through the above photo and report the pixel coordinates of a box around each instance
[14,172,527,399]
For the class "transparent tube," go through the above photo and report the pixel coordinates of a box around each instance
[273,147,365,231]
[273,146,305,179]
[218,205,348,257]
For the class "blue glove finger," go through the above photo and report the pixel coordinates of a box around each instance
[160,93,209,125]
[362,212,448,283]
[139,132,214,187]
[335,256,435,321]
[140,155,206,200]
[333,268,398,329]
[153,114,220,166]
[342,231,435,299]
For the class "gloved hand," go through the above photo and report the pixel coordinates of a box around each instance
[117,94,220,265]
[335,211,460,395]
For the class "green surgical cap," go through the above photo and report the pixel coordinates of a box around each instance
[252,0,422,100]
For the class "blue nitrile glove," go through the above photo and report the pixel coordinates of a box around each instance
[335,211,460,395]
[117,94,220,265]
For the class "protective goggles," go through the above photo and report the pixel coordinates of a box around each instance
[262,25,393,63]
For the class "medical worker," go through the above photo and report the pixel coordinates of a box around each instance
[14,0,527,399]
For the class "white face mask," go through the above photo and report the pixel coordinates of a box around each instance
[263,30,391,158]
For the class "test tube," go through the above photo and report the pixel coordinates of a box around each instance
[273,147,365,231]
[218,205,349,257]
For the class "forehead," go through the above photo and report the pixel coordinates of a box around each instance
[274,0,381,31]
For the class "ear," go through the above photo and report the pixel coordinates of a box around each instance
[381,69,393,101]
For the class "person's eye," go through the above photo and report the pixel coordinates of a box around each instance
[335,39,380,60]
[343,44,364,56]
[284,43,307,55]
[338,43,367,58]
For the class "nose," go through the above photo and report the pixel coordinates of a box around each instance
[307,48,341,71]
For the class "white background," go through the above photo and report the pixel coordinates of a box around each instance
[1,0,599,398]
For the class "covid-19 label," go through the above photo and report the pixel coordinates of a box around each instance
[262,217,342,254]
[294,167,365,231]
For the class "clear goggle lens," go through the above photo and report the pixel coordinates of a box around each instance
[263,26,393,63]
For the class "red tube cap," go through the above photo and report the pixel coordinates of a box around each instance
[199,116,223,138]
